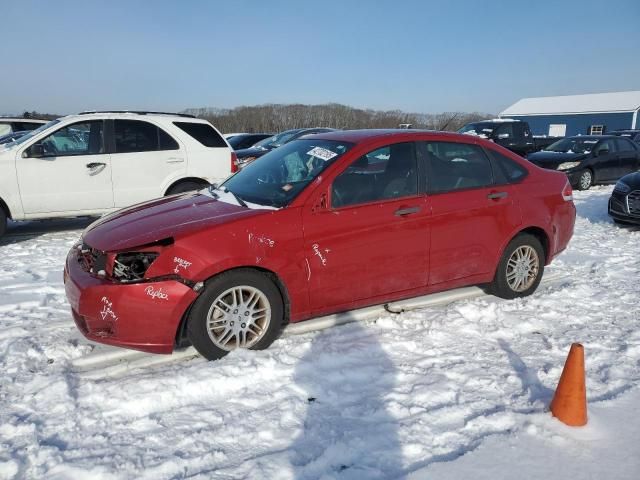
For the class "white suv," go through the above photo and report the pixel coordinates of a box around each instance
[0,111,236,236]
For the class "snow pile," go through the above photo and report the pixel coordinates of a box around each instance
[0,186,639,479]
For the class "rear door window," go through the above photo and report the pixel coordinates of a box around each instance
[423,142,494,193]
[487,150,528,183]
[114,120,178,153]
[173,122,227,147]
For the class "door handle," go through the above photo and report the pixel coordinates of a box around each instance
[395,206,421,216]
[86,162,106,168]
[167,157,185,164]
[487,191,508,200]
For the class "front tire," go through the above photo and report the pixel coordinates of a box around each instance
[186,269,286,360]
[577,170,593,191]
[490,234,545,299]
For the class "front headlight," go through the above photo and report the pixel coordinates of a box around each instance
[557,161,581,171]
[614,180,631,194]
[112,252,159,282]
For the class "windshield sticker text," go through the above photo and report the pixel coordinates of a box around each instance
[307,147,338,162]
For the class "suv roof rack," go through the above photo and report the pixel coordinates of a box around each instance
[77,110,196,118]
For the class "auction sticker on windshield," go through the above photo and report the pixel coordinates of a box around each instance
[307,147,338,161]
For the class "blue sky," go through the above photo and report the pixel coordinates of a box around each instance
[3,0,639,115]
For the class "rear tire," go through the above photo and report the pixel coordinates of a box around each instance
[166,181,207,195]
[490,234,545,299]
[576,170,592,191]
[186,269,286,360]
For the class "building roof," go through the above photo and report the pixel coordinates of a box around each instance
[500,91,640,116]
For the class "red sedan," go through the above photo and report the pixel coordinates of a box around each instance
[64,130,576,360]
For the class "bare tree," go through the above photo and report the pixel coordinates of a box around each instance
[183,103,493,134]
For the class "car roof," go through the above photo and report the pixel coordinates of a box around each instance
[0,117,48,123]
[300,128,466,144]
[59,111,212,124]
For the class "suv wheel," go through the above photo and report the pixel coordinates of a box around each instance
[186,269,286,360]
[490,234,545,299]
[166,181,207,195]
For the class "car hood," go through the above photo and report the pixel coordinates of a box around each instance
[619,171,640,188]
[235,146,271,159]
[83,192,269,251]
[527,151,587,163]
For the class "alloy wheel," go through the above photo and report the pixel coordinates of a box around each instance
[505,245,540,292]
[206,286,271,351]
[579,171,592,190]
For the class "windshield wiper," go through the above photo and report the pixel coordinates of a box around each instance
[224,187,248,208]
[207,183,219,199]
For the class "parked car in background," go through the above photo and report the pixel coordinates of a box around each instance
[0,118,47,137]
[227,133,273,150]
[608,172,640,225]
[527,135,640,190]
[609,129,640,144]
[458,119,558,156]
[65,129,575,360]
[234,127,337,168]
[0,111,234,237]
[0,131,29,145]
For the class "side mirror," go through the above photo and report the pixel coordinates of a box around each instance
[595,146,609,157]
[27,143,45,158]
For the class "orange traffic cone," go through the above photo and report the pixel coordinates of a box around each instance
[549,343,587,426]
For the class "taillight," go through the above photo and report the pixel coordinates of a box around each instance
[562,180,573,201]
[231,151,239,173]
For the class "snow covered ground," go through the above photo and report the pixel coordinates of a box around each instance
[1,186,639,479]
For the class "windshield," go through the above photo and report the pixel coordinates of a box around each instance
[544,138,598,154]
[458,122,497,137]
[252,129,300,150]
[6,119,60,148]
[222,139,353,208]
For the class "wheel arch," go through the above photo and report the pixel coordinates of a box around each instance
[174,265,291,348]
[518,226,550,263]
[164,177,210,196]
[493,225,551,280]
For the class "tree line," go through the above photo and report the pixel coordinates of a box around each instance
[13,104,493,134]
[183,103,492,134]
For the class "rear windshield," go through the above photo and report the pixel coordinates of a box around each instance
[173,122,227,148]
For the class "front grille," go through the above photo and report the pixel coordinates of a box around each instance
[77,243,107,274]
[628,190,640,216]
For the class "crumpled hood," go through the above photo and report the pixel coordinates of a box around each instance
[83,192,267,251]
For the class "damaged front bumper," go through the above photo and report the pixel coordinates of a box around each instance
[64,246,198,354]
